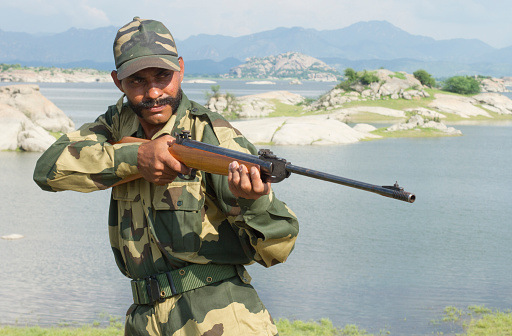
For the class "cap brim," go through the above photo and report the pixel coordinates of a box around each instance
[116,55,180,80]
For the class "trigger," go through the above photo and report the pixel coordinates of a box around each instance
[178,168,197,181]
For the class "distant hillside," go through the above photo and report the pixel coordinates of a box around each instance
[226,52,341,81]
[2,21,512,77]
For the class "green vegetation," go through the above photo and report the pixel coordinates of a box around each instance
[0,63,109,76]
[204,85,240,119]
[276,318,385,335]
[1,63,26,71]
[268,100,307,117]
[413,69,436,87]
[0,325,123,336]
[337,68,380,91]
[2,306,512,335]
[442,75,481,94]
[342,87,438,110]
[371,126,454,138]
[432,305,512,336]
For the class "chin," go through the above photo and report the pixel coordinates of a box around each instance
[143,110,173,124]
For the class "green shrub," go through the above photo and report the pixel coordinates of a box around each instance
[442,76,480,94]
[413,69,436,87]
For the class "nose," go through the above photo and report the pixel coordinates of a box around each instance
[146,85,163,100]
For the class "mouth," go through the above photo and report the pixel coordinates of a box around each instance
[147,104,166,113]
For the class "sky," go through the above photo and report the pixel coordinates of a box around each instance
[1,0,512,49]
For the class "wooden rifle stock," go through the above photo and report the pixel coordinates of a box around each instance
[111,131,416,203]
[111,131,266,187]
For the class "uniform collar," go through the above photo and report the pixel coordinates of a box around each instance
[150,93,193,139]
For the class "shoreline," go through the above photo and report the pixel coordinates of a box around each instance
[2,79,512,151]
[1,305,510,335]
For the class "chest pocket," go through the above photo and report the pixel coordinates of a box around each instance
[152,181,205,211]
[152,180,206,255]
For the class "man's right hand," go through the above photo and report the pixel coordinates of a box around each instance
[137,135,191,185]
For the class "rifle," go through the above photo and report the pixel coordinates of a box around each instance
[114,131,416,203]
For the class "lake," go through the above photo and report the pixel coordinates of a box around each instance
[1,80,511,335]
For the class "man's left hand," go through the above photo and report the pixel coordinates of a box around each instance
[228,161,270,200]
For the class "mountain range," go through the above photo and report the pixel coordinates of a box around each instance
[1,20,512,78]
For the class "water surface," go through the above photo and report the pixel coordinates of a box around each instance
[1,82,511,335]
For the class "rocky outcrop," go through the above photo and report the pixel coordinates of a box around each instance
[472,93,512,114]
[386,115,462,135]
[207,91,305,118]
[309,69,429,111]
[479,77,508,93]
[0,68,112,83]
[226,52,340,82]
[0,84,74,151]
[233,115,379,145]
[428,93,512,118]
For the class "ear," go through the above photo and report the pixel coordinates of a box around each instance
[178,57,185,83]
[111,70,124,92]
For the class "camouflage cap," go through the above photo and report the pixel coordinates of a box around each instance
[113,17,180,80]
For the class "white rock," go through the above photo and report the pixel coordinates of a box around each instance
[429,94,491,118]
[472,93,512,114]
[342,106,406,118]
[1,234,24,240]
[234,115,374,145]
[0,84,74,151]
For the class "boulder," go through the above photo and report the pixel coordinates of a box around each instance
[386,115,462,135]
[428,94,491,118]
[234,115,375,145]
[207,91,305,118]
[472,93,512,114]
[479,78,508,93]
[0,84,74,151]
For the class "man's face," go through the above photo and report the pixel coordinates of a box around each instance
[113,59,184,127]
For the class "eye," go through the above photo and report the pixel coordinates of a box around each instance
[159,71,174,79]
[128,77,143,85]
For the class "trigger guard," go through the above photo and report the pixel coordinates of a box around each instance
[178,168,197,181]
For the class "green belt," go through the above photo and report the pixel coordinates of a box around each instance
[130,264,238,305]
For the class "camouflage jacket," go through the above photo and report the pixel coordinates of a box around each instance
[34,93,299,280]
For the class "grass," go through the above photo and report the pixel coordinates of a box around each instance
[306,88,512,125]
[2,306,511,336]
[0,325,123,335]
[230,88,512,132]
[276,319,386,335]
[371,127,461,138]
[268,99,309,117]
[340,88,438,111]
[431,305,512,336]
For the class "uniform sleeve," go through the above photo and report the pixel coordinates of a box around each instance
[204,126,299,268]
[33,113,141,193]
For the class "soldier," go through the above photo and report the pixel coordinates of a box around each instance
[33,17,299,336]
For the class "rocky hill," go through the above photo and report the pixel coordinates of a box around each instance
[0,65,112,83]
[226,52,340,81]
[3,21,512,77]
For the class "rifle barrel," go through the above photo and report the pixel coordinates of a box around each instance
[176,133,415,203]
[285,164,416,203]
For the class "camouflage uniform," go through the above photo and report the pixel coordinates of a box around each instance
[33,91,299,335]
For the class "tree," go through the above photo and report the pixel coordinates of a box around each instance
[413,69,436,87]
[344,68,357,82]
[442,76,480,95]
[359,70,379,85]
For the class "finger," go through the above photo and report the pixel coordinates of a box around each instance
[160,146,192,175]
[250,166,270,195]
[238,164,253,194]
[229,161,241,186]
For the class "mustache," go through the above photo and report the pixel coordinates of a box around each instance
[134,96,177,109]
